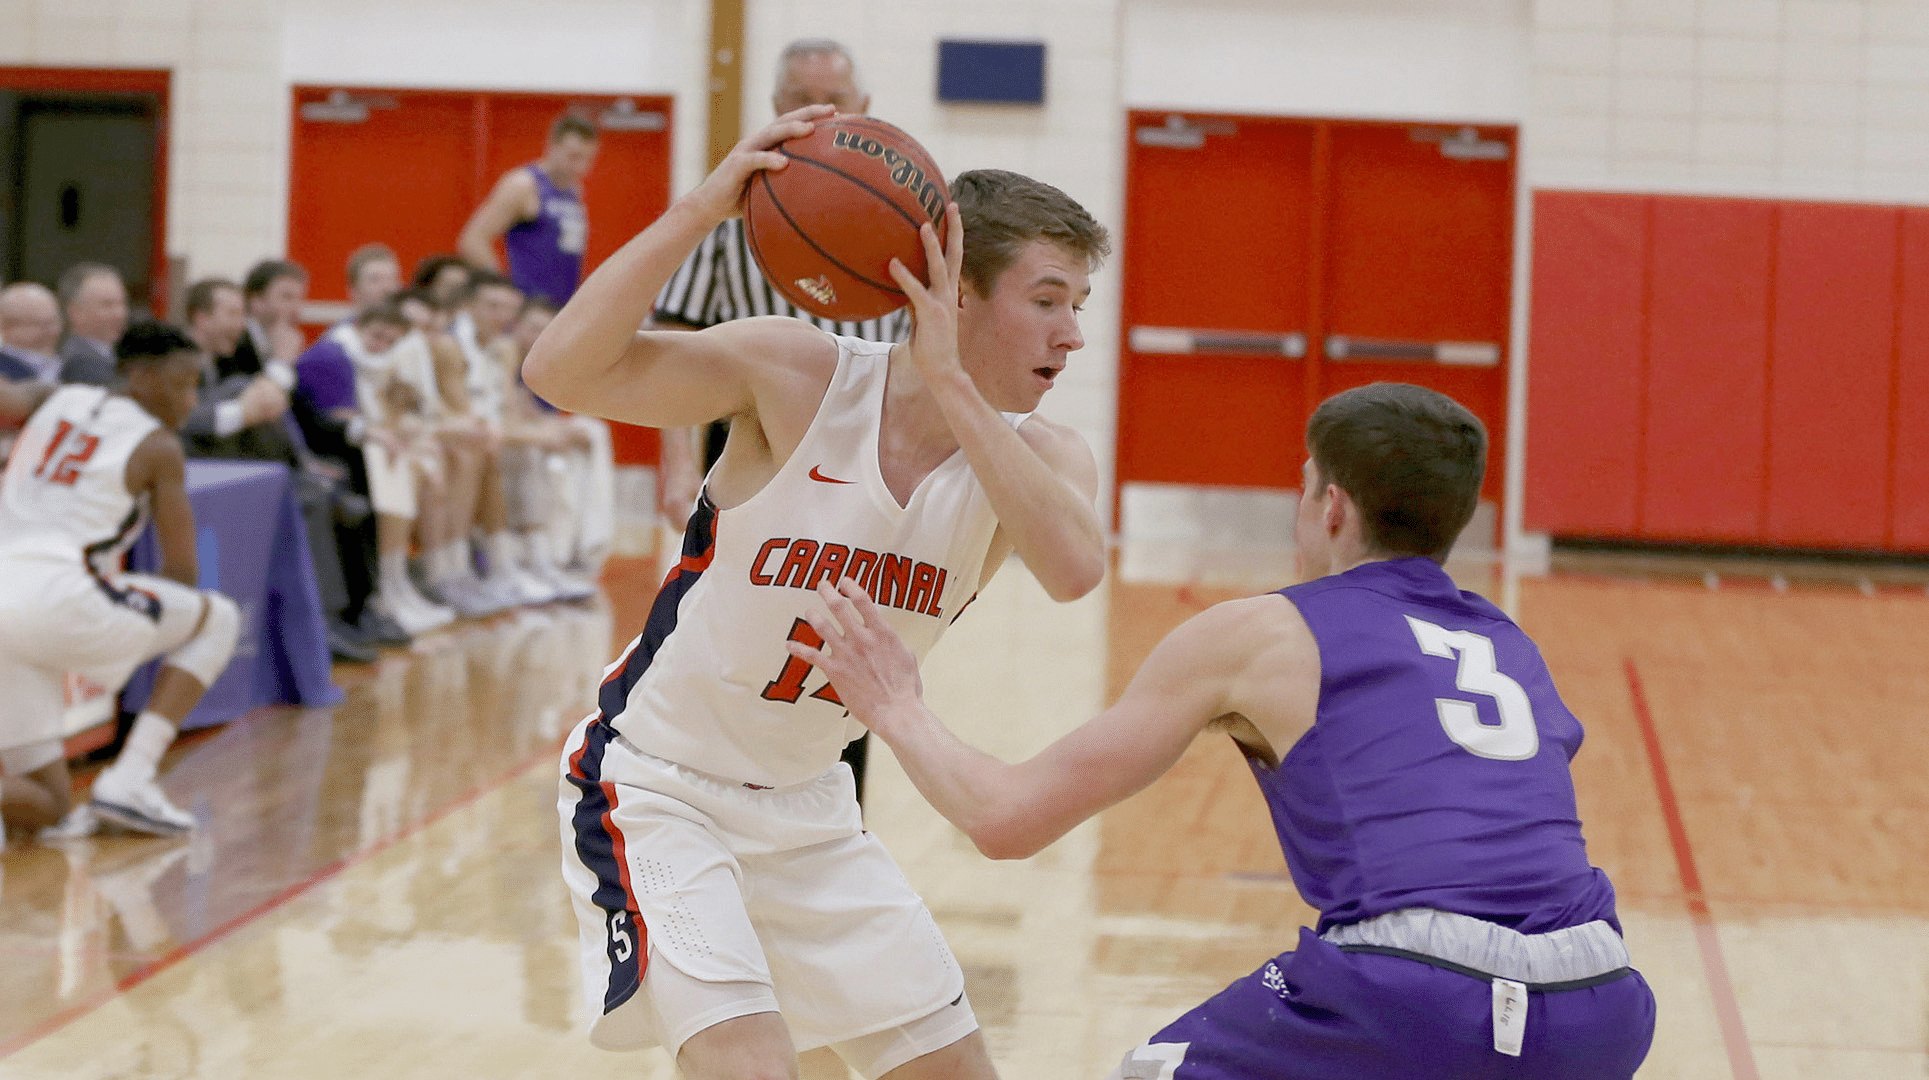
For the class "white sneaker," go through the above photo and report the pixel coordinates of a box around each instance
[90,770,196,835]
[503,562,562,605]
[37,803,99,843]
[374,588,453,637]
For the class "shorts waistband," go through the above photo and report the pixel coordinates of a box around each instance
[1319,907,1630,986]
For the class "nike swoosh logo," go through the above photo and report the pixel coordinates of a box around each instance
[950,991,965,1007]
[809,465,854,484]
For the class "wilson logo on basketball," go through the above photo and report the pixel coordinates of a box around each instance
[831,130,946,221]
[794,276,836,305]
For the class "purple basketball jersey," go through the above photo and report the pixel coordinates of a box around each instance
[1263,557,1619,935]
[505,165,586,305]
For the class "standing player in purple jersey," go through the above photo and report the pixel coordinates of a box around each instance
[459,114,598,305]
[795,382,1656,1080]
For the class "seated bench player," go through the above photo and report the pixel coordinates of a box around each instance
[0,322,242,840]
[795,383,1658,1080]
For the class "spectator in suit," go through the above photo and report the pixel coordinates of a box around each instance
[217,260,308,384]
[182,278,380,664]
[0,283,63,383]
[56,263,130,386]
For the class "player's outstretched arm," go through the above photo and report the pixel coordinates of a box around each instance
[889,214,1105,602]
[523,106,836,430]
[795,579,1307,859]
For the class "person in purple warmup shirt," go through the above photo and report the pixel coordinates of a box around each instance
[794,382,1656,1080]
[458,114,598,305]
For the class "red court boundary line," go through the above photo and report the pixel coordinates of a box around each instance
[1624,658,1759,1080]
[0,738,565,1061]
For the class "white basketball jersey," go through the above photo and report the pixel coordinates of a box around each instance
[0,385,160,572]
[601,335,1018,788]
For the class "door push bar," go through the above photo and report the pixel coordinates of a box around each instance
[1325,335,1500,366]
[1129,326,1309,357]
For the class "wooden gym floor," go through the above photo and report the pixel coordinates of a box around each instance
[1,541,1925,1080]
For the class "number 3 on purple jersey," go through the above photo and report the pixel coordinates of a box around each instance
[1405,615,1540,761]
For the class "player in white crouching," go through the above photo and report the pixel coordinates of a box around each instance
[0,322,240,840]
[526,106,1109,1080]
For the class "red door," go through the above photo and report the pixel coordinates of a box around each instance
[1116,112,1516,537]
[288,87,672,464]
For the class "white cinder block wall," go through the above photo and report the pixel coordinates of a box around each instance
[1530,0,1929,201]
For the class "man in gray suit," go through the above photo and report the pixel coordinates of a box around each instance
[56,263,130,385]
[0,283,63,383]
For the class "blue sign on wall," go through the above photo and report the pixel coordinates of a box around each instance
[937,40,1047,105]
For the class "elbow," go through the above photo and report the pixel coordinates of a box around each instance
[1040,557,1104,603]
[965,815,1049,861]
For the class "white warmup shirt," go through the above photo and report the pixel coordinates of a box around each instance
[600,334,1018,789]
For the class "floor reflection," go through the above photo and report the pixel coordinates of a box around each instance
[2,549,1925,1079]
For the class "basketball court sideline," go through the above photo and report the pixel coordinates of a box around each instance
[0,544,1924,1080]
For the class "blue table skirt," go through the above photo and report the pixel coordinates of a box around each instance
[123,460,342,729]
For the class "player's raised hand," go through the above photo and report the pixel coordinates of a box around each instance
[792,579,926,734]
[685,104,835,224]
[888,202,968,387]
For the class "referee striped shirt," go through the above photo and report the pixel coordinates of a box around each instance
[652,218,912,343]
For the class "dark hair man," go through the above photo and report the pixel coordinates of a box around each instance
[797,383,1658,1080]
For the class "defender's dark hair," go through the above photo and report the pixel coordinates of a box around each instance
[116,320,200,372]
[548,113,599,143]
[184,277,240,321]
[243,259,307,299]
[948,169,1110,297]
[1306,383,1486,563]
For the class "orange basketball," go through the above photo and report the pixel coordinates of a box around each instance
[743,116,947,322]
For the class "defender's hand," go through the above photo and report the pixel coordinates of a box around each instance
[791,579,926,735]
[683,104,836,225]
[887,202,968,387]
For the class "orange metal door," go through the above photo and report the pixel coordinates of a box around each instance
[288,86,672,465]
[1117,113,1315,494]
[1116,113,1516,528]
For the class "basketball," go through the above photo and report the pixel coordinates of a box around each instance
[743,115,948,321]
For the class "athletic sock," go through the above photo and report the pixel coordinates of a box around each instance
[113,711,179,785]
[486,531,520,577]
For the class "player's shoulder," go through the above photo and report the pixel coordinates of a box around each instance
[704,316,839,368]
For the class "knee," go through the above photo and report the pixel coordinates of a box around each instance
[165,592,241,685]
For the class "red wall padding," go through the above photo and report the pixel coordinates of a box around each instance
[1642,197,1774,543]
[1529,189,1925,553]
[1766,204,1897,548]
[1896,210,1929,550]
[1525,192,1646,535]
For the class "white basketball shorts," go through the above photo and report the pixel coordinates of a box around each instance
[0,555,208,772]
[557,715,974,1073]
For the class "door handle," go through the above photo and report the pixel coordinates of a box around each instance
[1129,326,1307,357]
[1325,335,1500,366]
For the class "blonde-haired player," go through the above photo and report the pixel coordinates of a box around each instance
[528,106,1109,1080]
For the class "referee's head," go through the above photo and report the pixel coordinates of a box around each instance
[773,39,868,117]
